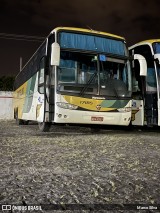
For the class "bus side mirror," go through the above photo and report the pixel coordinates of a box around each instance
[51,42,60,66]
[154,54,160,64]
[134,54,147,76]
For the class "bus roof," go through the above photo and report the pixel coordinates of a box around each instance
[129,39,160,49]
[51,27,125,41]
[137,39,160,45]
[15,27,125,80]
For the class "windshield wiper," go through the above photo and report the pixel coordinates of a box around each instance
[80,73,97,96]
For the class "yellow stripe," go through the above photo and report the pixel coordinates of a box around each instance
[136,39,160,45]
[13,82,28,119]
[63,96,116,112]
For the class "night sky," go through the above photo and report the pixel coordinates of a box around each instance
[0,0,160,77]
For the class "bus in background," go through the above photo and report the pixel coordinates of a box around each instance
[14,27,133,131]
[129,39,160,127]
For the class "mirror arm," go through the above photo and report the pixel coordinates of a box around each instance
[134,54,147,76]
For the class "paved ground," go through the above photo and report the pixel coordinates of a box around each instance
[0,120,160,213]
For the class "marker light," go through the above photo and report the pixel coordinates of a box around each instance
[56,102,78,110]
[118,107,131,112]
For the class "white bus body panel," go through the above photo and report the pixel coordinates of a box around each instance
[54,108,131,126]
[132,100,144,126]
[20,74,45,122]
[54,94,131,126]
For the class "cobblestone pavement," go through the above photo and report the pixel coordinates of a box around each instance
[0,120,160,213]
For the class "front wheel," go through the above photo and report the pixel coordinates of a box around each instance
[38,122,51,132]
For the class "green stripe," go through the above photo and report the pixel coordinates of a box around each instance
[23,74,37,113]
[101,100,129,108]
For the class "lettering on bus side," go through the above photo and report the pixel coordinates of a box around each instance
[80,101,93,105]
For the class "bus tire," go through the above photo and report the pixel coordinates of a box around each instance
[16,119,24,125]
[38,122,51,132]
[15,111,24,125]
[23,120,29,125]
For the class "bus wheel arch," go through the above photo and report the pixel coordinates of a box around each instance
[14,108,18,119]
[15,108,24,125]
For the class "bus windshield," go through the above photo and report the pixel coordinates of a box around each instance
[99,58,131,97]
[153,42,160,54]
[57,51,131,98]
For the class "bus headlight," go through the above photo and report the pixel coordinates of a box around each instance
[118,107,131,112]
[56,102,78,110]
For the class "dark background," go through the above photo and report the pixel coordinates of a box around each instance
[0,0,159,77]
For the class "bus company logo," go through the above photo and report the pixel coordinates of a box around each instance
[2,205,11,211]
[96,105,101,110]
[38,96,44,104]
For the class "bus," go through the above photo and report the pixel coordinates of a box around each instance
[14,27,133,131]
[129,39,160,127]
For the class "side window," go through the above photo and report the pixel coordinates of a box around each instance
[38,57,45,94]
[146,68,156,87]
[58,52,76,83]
[153,43,160,54]
[131,57,142,93]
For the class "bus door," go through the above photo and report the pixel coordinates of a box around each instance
[132,66,145,126]
[131,45,158,126]
[155,60,160,126]
[145,66,158,126]
[48,66,55,121]
[37,57,46,122]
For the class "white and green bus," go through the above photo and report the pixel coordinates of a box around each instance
[129,39,160,127]
[14,27,133,131]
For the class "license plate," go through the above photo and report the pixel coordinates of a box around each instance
[91,116,104,121]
